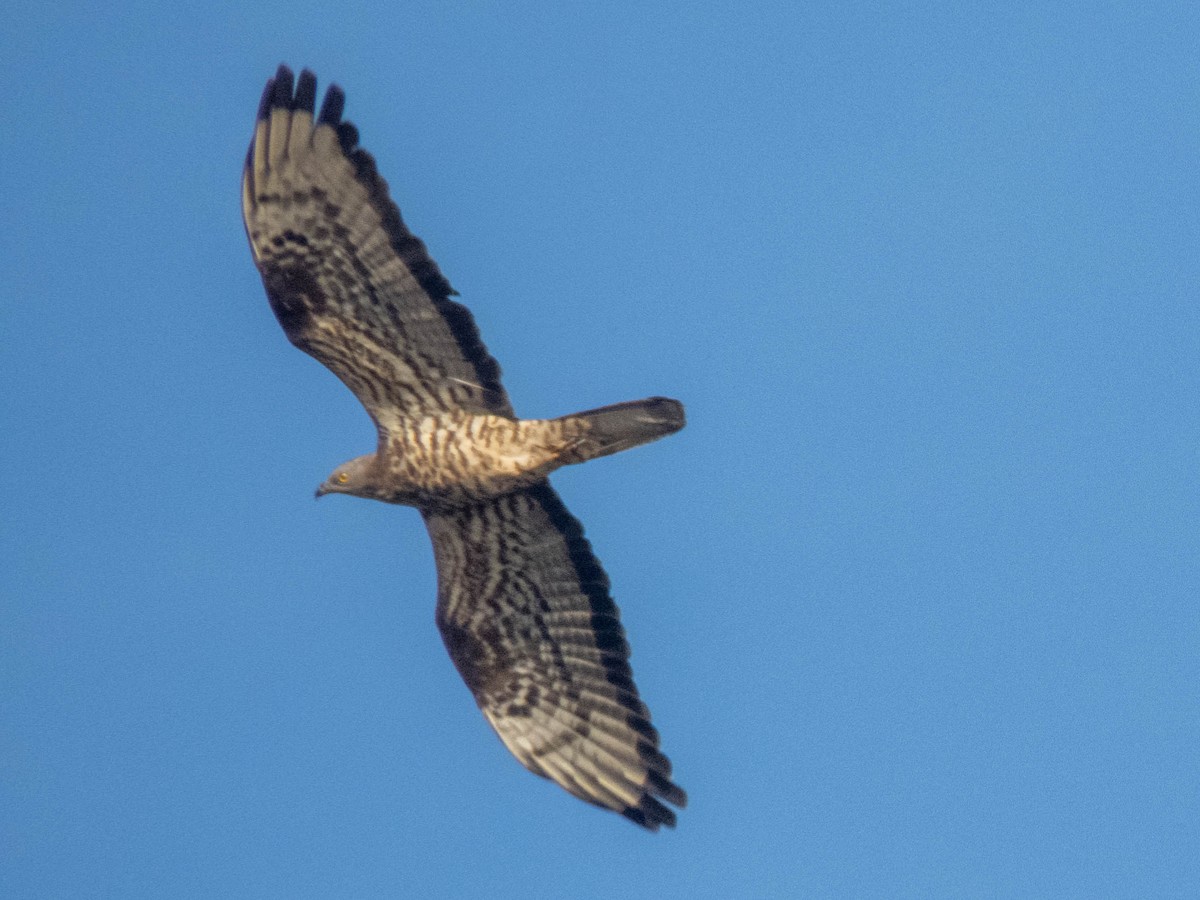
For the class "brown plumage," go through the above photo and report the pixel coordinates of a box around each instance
[242,66,686,829]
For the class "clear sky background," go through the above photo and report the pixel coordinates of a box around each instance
[3,3,1197,897]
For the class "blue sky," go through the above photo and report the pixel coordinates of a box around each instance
[3,2,1198,897]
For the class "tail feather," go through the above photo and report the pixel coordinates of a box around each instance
[559,397,685,463]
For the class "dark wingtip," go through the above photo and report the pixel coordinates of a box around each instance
[270,65,294,111]
[648,770,688,809]
[622,795,678,831]
[318,83,346,126]
[256,71,278,121]
[336,120,360,153]
[627,763,686,832]
[260,66,324,120]
[294,69,317,113]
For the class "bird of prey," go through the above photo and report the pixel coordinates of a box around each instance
[241,66,686,829]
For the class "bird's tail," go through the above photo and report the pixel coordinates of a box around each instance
[557,397,685,464]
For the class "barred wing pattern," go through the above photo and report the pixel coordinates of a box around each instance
[426,483,686,830]
[242,67,513,432]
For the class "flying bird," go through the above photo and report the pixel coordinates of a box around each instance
[241,66,686,829]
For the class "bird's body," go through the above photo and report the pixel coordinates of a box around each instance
[323,411,577,507]
[242,66,686,829]
[316,399,683,509]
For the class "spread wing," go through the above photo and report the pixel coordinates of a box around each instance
[242,66,513,433]
[425,483,686,830]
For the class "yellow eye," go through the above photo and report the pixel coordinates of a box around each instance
[336,472,349,485]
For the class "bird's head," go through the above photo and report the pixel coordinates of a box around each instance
[315,454,379,499]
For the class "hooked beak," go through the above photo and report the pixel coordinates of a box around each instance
[315,484,329,499]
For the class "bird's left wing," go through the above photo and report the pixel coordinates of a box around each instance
[424,482,686,830]
[242,66,513,432]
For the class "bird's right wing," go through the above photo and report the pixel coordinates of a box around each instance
[424,482,686,830]
[242,66,513,434]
